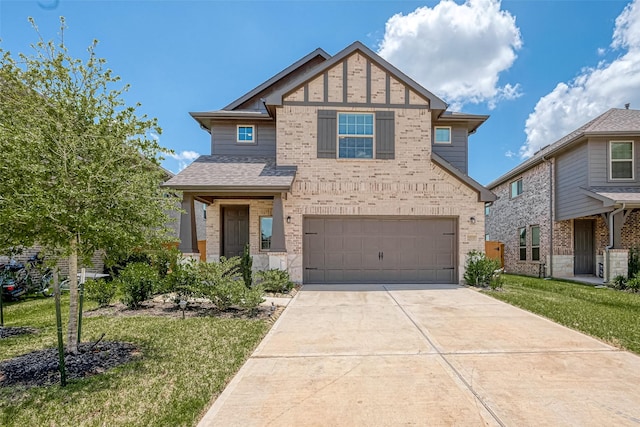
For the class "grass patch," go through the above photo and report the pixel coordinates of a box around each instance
[0,294,269,426]
[483,275,640,354]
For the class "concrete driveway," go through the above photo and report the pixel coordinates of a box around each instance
[198,284,640,426]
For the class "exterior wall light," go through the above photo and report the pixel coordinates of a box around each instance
[286,216,291,224]
[470,216,476,224]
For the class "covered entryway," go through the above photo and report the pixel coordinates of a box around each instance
[303,217,457,284]
[574,219,594,275]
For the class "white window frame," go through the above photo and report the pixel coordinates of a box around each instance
[511,178,523,198]
[337,112,375,159]
[237,125,256,144]
[434,126,452,144]
[609,141,634,181]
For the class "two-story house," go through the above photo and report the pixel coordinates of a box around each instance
[486,108,640,282]
[164,41,495,284]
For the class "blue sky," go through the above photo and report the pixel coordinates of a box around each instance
[0,0,636,185]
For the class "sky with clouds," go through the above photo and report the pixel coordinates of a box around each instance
[0,0,635,184]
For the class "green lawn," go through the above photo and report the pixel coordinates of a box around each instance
[484,275,640,354]
[0,295,268,426]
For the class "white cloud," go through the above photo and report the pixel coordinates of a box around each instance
[597,47,606,56]
[519,0,640,158]
[170,150,200,171]
[377,0,522,110]
[505,150,516,159]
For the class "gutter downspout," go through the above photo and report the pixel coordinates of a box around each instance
[542,155,553,277]
[605,203,626,283]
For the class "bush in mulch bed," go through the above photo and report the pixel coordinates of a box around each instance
[0,327,38,339]
[0,341,140,388]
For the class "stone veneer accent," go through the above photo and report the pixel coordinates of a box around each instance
[605,249,629,280]
[486,161,553,276]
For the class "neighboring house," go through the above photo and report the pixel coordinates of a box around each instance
[486,108,640,282]
[164,41,495,284]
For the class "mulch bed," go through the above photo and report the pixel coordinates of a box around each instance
[0,290,295,389]
[0,341,139,388]
[0,326,38,339]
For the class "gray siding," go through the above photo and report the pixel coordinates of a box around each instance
[555,142,603,220]
[432,125,468,173]
[210,121,276,157]
[588,137,640,187]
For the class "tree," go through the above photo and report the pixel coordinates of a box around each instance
[0,18,178,353]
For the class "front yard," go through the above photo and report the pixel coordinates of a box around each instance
[0,295,269,426]
[484,275,640,354]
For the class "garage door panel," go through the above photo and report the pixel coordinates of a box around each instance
[304,217,457,284]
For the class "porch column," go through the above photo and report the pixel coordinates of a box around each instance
[178,193,199,254]
[612,210,625,248]
[270,194,287,252]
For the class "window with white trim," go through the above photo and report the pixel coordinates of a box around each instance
[237,125,255,143]
[531,225,540,261]
[610,141,634,180]
[434,126,451,144]
[338,113,374,158]
[519,227,526,261]
[511,178,523,198]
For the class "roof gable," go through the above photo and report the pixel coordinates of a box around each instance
[265,41,447,111]
[487,108,640,188]
[223,48,331,112]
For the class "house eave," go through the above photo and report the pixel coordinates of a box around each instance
[431,153,496,202]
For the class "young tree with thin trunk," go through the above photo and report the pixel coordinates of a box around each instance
[0,18,178,353]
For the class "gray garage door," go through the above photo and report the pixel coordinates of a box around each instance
[303,217,457,284]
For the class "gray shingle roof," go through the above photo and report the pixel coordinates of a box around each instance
[487,108,640,188]
[162,156,296,190]
[583,187,640,205]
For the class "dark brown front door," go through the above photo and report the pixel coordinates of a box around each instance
[222,206,249,257]
[574,220,594,275]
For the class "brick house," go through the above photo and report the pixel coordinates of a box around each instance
[164,41,495,284]
[486,108,640,282]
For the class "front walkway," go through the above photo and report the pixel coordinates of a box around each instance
[198,284,640,426]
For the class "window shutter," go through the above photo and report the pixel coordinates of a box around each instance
[317,110,337,158]
[376,111,395,159]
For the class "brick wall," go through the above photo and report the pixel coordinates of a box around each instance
[486,161,553,276]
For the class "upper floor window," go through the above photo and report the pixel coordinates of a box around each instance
[531,225,540,261]
[610,141,634,180]
[518,227,526,261]
[511,178,523,198]
[484,203,491,216]
[338,113,373,159]
[237,125,255,143]
[434,127,451,144]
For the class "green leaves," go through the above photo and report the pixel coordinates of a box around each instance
[0,17,179,262]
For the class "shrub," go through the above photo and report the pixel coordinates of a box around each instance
[627,276,640,292]
[118,262,158,309]
[489,268,504,290]
[463,250,500,287]
[255,269,295,293]
[198,257,244,310]
[629,246,640,279]
[611,275,627,290]
[239,285,265,316]
[84,278,116,306]
[161,258,200,299]
[240,244,253,288]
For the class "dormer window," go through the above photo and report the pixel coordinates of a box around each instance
[237,125,255,143]
[434,127,451,144]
